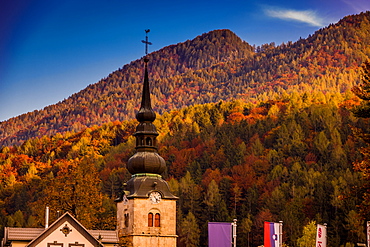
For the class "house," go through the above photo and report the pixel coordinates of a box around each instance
[1,212,118,247]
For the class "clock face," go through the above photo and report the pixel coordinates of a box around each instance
[149,191,161,204]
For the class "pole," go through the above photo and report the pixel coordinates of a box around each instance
[279,221,283,247]
[232,219,237,247]
[367,221,370,247]
[45,206,49,228]
[324,223,327,247]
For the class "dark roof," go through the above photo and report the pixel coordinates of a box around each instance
[116,175,178,201]
[88,230,119,243]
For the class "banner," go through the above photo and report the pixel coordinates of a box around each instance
[208,222,232,247]
[264,221,282,247]
[316,224,327,247]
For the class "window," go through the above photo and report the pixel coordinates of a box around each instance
[146,137,152,146]
[47,242,63,247]
[148,212,160,227]
[148,213,153,227]
[124,213,129,227]
[155,213,160,227]
[69,244,84,247]
[140,137,144,146]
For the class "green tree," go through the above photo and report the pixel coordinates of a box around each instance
[179,212,200,247]
[352,60,370,118]
[351,61,370,220]
[344,210,366,244]
[239,215,253,247]
[178,172,202,216]
[31,158,105,229]
[314,131,330,162]
[297,220,317,247]
[204,180,220,221]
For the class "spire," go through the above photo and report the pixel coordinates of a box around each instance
[127,30,166,175]
[136,58,156,122]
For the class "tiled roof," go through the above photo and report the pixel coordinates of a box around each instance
[5,228,44,241]
[89,230,119,243]
[4,227,118,244]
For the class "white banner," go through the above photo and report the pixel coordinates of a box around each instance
[316,224,327,247]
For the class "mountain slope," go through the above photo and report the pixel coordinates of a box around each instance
[1,12,370,146]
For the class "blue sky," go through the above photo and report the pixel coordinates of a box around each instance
[1,0,370,122]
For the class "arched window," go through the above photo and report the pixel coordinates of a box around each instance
[148,213,153,227]
[146,137,152,146]
[124,213,129,227]
[154,213,160,227]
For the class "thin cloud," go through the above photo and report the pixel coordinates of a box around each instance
[341,0,370,13]
[264,7,326,27]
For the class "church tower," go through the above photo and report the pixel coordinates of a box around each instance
[116,33,178,247]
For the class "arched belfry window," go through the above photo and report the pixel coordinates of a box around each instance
[148,211,160,227]
[155,213,160,227]
[148,213,153,227]
[146,137,152,146]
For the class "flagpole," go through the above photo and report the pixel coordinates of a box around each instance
[367,221,370,247]
[324,223,327,247]
[279,221,283,247]
[232,219,237,247]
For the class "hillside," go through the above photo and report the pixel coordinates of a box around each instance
[1,12,370,146]
[0,95,367,246]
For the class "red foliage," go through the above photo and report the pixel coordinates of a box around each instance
[231,163,256,191]
[202,168,222,187]
[305,152,318,166]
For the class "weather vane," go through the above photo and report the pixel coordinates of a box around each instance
[142,29,152,55]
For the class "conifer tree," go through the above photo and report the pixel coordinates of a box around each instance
[179,212,200,247]
[297,220,316,247]
[352,61,370,118]
[351,60,370,220]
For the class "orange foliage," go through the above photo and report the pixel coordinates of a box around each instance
[202,168,223,187]
[226,112,245,123]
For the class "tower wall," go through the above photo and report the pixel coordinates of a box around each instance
[117,197,177,247]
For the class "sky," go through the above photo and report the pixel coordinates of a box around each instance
[1,0,370,122]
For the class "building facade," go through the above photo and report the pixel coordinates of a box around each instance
[1,212,118,247]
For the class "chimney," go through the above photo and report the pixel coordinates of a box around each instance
[45,206,49,228]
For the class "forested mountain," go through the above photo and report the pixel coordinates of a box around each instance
[1,11,370,147]
[1,10,370,247]
[0,95,367,246]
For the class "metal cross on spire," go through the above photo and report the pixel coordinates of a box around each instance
[141,29,152,55]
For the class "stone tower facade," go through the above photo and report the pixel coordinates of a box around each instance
[116,57,178,247]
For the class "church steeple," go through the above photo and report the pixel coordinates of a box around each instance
[136,58,156,123]
[116,31,177,247]
[126,57,166,175]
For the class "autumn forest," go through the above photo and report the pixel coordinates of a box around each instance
[1,11,370,247]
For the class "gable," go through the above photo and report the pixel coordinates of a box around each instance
[26,213,102,247]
